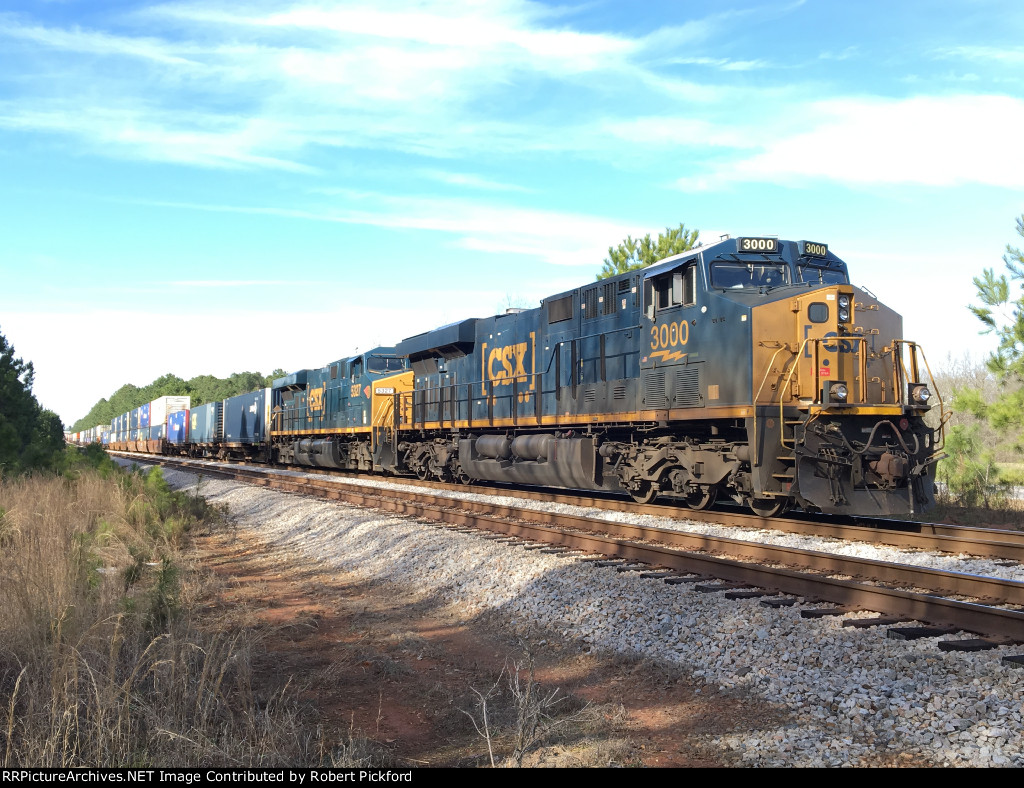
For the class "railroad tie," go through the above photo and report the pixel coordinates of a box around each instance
[800,607,856,619]
[938,637,1015,652]
[694,581,751,594]
[842,616,915,629]
[725,590,774,600]
[886,626,960,640]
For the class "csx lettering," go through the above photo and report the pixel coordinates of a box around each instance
[308,387,324,412]
[650,320,689,351]
[802,325,855,356]
[487,342,529,385]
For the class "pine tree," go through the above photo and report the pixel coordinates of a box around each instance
[0,328,64,475]
[597,223,700,280]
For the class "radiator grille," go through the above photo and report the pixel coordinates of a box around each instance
[673,367,701,407]
[643,371,667,408]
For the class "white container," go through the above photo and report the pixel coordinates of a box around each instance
[149,396,191,429]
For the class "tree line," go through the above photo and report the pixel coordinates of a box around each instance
[70,369,288,432]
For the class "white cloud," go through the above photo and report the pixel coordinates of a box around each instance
[0,0,740,169]
[662,56,770,72]
[0,17,198,66]
[935,46,1024,65]
[676,94,1024,190]
[417,169,532,192]
[121,192,643,268]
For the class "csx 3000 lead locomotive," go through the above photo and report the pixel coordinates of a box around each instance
[365,235,944,517]
[97,235,945,518]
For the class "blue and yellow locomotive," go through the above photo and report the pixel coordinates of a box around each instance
[364,235,943,516]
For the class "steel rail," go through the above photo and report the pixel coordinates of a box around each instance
[136,454,1024,641]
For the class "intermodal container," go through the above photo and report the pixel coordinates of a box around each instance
[167,409,189,444]
[150,396,190,429]
[223,388,271,444]
[190,401,223,444]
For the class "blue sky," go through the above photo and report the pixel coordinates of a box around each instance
[1,0,1022,426]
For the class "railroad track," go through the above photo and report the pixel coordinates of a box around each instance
[117,452,1024,659]
[119,451,1024,561]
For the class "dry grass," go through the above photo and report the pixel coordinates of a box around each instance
[0,466,379,768]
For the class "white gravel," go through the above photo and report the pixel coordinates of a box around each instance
[143,460,1024,767]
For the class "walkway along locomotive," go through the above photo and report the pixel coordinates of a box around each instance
[98,235,946,517]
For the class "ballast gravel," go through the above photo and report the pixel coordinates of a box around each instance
[152,463,1024,768]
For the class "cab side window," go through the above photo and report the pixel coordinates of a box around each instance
[648,263,697,314]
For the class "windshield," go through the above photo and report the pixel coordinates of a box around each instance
[710,262,790,289]
[799,265,848,285]
[368,355,406,374]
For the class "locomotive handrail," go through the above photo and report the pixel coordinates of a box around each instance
[892,340,947,451]
[752,343,799,466]
[776,334,874,437]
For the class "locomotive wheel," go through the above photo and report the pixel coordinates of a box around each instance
[748,497,787,518]
[415,465,430,481]
[630,481,658,505]
[685,486,717,510]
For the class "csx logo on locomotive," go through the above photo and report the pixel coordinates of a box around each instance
[308,385,325,412]
[480,333,536,394]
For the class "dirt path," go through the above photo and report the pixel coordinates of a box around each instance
[190,526,785,767]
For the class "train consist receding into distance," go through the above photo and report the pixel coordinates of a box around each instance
[69,236,946,517]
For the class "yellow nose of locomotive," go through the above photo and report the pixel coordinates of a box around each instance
[750,284,942,516]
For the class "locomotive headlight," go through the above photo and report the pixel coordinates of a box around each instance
[824,381,850,405]
[837,295,851,323]
[911,385,932,405]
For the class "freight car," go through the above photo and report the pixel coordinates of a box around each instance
[92,235,945,518]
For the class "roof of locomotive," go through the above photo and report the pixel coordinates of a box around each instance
[644,236,849,285]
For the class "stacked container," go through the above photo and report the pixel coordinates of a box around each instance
[167,410,189,446]
[148,396,190,455]
[190,401,223,445]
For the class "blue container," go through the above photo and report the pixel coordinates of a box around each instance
[190,401,223,444]
[139,402,150,429]
[167,410,189,445]
[223,388,269,444]
[150,424,165,440]
[130,409,139,430]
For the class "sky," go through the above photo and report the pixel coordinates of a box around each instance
[0,0,1022,427]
